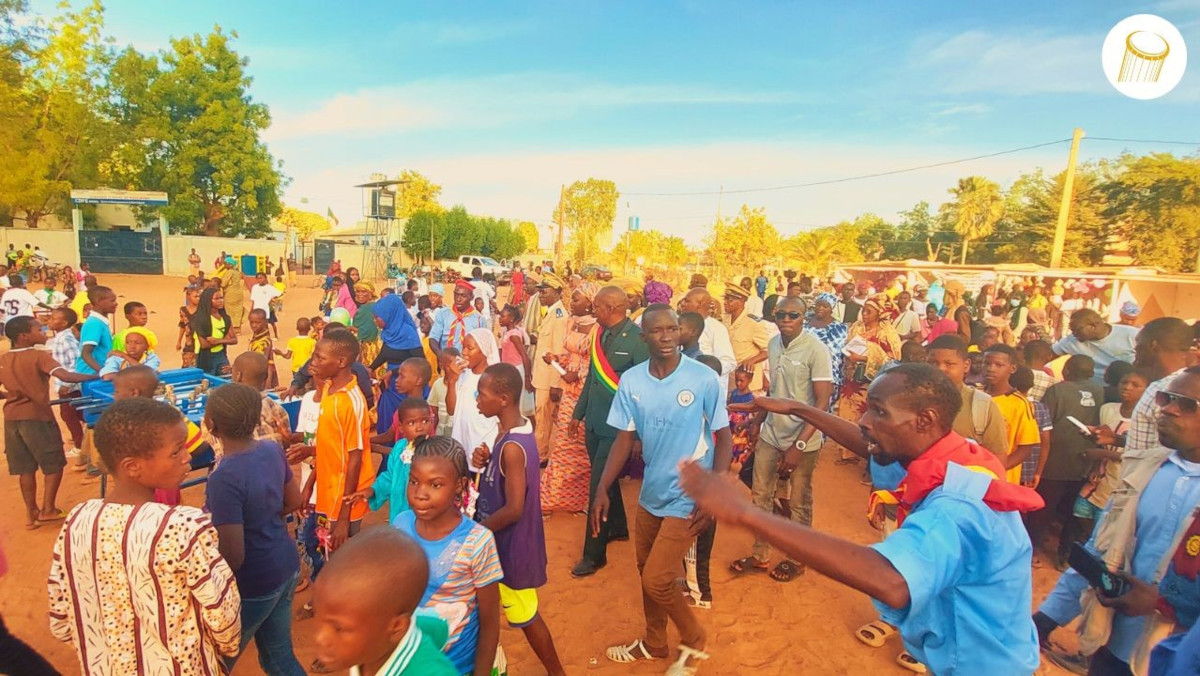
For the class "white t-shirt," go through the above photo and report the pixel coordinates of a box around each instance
[2,287,40,321]
[471,280,495,318]
[893,309,921,337]
[35,289,68,308]
[1053,324,1139,382]
[0,276,10,290]
[296,391,321,505]
[249,283,282,312]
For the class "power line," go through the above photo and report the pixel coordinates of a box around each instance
[624,139,1073,197]
[1085,137,1200,146]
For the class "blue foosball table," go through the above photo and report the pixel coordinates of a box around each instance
[70,368,303,496]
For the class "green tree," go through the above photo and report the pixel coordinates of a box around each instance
[517,221,540,253]
[1102,153,1200,272]
[401,209,441,262]
[940,176,1005,264]
[785,223,863,275]
[557,178,618,265]
[610,229,690,272]
[851,213,895,260]
[705,205,781,272]
[992,167,1108,267]
[276,206,330,242]
[395,169,443,219]
[0,0,113,228]
[105,28,284,236]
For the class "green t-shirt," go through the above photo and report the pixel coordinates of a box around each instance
[350,614,457,676]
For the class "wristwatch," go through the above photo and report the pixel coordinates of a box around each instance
[792,439,808,452]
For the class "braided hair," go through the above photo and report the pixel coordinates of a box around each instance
[412,435,470,480]
[94,398,184,471]
[205,383,261,440]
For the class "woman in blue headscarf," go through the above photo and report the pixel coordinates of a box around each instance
[370,291,423,371]
[806,292,848,410]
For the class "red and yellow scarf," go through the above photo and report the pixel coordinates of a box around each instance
[868,432,1044,527]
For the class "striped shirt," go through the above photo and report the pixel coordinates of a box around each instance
[1125,368,1184,467]
[48,500,241,676]
[394,511,504,674]
[315,379,375,520]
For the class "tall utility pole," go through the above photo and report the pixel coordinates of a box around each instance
[1049,127,1085,269]
[554,184,566,265]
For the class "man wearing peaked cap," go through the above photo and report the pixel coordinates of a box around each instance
[538,271,566,291]
[532,270,570,459]
[724,280,771,393]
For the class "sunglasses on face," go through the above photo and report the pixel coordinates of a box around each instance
[774,311,803,321]
[1156,390,1200,415]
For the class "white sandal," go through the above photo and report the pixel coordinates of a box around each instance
[606,639,660,664]
[665,644,710,676]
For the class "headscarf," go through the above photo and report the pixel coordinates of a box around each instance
[466,328,500,366]
[353,282,379,342]
[863,293,897,323]
[124,326,158,352]
[571,282,599,330]
[372,293,420,349]
[814,292,838,309]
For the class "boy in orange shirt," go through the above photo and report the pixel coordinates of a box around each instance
[288,327,374,553]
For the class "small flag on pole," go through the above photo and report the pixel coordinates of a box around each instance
[326,207,339,227]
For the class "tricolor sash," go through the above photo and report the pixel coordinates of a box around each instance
[590,327,620,395]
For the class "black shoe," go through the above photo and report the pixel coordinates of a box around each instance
[609,533,629,542]
[571,559,606,578]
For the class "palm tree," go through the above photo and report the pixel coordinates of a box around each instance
[943,176,1004,264]
[786,231,842,276]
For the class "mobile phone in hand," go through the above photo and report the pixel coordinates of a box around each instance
[1066,415,1094,437]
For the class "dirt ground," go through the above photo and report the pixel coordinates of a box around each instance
[0,273,1073,675]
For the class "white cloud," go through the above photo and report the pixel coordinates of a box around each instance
[917,29,1107,96]
[392,19,533,45]
[263,73,802,141]
[933,103,991,116]
[281,140,1072,248]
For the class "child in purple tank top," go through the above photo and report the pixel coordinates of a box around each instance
[473,364,566,676]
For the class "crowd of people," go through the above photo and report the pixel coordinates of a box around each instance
[2,255,1200,676]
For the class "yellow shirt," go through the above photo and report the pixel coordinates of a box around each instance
[315,381,375,520]
[69,292,89,319]
[194,316,228,353]
[992,390,1041,483]
[286,335,316,373]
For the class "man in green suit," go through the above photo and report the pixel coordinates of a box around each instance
[569,286,650,577]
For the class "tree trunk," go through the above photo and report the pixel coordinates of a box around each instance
[960,238,970,264]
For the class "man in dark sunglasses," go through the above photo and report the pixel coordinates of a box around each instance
[1036,366,1200,675]
[728,295,834,583]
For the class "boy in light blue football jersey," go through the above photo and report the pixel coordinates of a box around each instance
[589,306,732,674]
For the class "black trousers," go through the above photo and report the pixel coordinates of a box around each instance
[686,521,717,599]
[1088,647,1133,676]
[0,614,59,676]
[370,345,425,371]
[582,429,628,564]
[1031,478,1087,557]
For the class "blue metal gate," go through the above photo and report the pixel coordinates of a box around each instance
[78,230,163,274]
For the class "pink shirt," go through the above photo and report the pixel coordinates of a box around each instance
[500,326,529,367]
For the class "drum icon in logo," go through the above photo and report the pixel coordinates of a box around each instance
[1119,31,1170,83]
[1102,14,1187,100]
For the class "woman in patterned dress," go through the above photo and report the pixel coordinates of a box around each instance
[836,294,902,464]
[540,282,599,515]
[806,292,848,410]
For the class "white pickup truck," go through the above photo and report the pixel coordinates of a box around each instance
[442,255,507,278]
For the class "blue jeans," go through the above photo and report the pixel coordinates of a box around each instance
[224,571,306,676]
[299,512,325,582]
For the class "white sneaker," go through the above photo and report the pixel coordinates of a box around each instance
[65,447,81,458]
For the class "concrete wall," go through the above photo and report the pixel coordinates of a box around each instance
[325,242,416,280]
[163,234,290,277]
[0,228,77,264]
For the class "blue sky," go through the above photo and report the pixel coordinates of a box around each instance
[31,0,1200,246]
